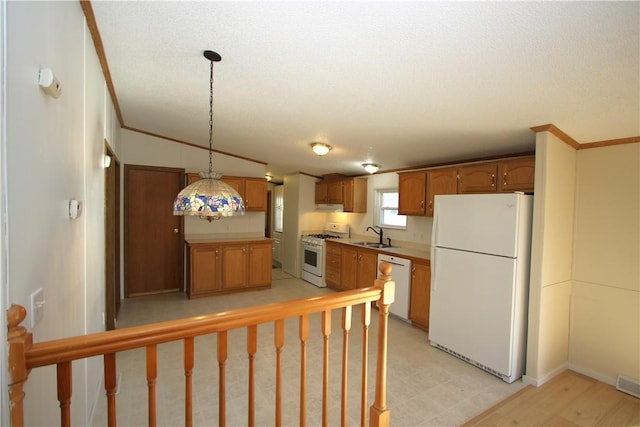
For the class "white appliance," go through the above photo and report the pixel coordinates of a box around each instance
[377,254,411,321]
[429,193,533,383]
[301,223,349,287]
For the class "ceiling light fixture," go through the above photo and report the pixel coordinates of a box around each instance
[311,142,332,156]
[265,174,273,182]
[173,50,245,221]
[362,163,380,174]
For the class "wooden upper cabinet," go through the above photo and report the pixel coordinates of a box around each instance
[498,157,535,193]
[426,167,458,216]
[458,163,498,193]
[186,172,201,185]
[327,181,343,204]
[343,178,367,213]
[315,182,328,204]
[244,178,268,211]
[220,176,243,194]
[398,171,427,216]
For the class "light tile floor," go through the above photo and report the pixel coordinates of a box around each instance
[91,269,526,426]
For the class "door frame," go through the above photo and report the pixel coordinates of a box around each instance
[105,143,120,330]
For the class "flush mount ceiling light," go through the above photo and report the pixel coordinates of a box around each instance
[362,163,380,174]
[310,142,332,156]
[265,174,273,182]
[173,50,245,221]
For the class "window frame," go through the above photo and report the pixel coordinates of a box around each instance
[375,188,407,230]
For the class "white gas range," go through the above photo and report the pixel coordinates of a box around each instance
[301,223,350,287]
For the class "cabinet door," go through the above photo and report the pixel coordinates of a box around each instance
[221,245,247,289]
[190,246,221,295]
[315,182,328,204]
[343,179,354,212]
[327,181,343,204]
[325,242,342,290]
[357,249,378,288]
[344,178,367,213]
[426,168,458,216]
[244,178,268,211]
[186,173,201,185]
[410,261,431,331]
[341,246,358,290]
[398,171,427,216]
[498,157,535,193]
[221,176,243,194]
[458,163,498,193]
[248,243,272,286]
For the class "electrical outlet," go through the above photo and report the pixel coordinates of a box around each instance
[29,288,45,328]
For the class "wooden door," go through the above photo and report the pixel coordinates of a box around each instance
[356,249,378,288]
[245,178,267,211]
[458,163,498,193]
[221,245,247,289]
[248,243,272,286]
[398,171,427,216]
[124,165,184,297]
[105,148,120,330]
[190,246,221,294]
[498,157,535,193]
[426,168,458,216]
[410,261,431,331]
[341,246,358,290]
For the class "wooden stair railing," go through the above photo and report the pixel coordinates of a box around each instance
[7,263,396,427]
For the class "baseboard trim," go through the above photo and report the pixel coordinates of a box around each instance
[523,363,568,387]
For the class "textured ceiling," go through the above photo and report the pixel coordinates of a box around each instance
[91,1,639,181]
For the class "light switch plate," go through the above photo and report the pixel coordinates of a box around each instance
[29,288,45,328]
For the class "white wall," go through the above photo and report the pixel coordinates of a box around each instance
[122,129,266,236]
[4,2,119,424]
[569,143,639,383]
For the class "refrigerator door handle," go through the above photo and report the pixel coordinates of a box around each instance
[431,248,437,292]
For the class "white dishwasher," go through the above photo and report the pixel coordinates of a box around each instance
[377,254,412,321]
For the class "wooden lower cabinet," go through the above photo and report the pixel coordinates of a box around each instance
[326,242,378,291]
[187,240,272,298]
[409,261,431,331]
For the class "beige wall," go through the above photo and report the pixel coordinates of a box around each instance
[525,131,577,384]
[527,132,640,387]
[569,143,639,383]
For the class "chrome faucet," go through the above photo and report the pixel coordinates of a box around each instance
[366,226,384,245]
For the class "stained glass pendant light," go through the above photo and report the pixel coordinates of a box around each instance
[173,50,245,221]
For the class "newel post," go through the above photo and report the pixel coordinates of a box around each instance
[369,262,394,427]
[7,304,32,427]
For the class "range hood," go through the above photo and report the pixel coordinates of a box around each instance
[316,203,344,212]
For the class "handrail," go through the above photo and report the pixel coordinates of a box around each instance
[25,286,382,369]
[8,264,396,427]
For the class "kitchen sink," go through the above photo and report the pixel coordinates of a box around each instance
[350,241,392,249]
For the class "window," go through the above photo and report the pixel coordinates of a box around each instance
[274,185,284,233]
[376,189,406,229]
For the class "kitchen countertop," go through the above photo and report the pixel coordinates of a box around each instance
[185,234,273,245]
[331,238,430,263]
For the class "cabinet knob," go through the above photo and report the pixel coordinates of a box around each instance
[491,174,496,187]
[503,172,508,186]
[173,228,179,233]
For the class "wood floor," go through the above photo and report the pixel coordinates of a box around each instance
[463,370,640,426]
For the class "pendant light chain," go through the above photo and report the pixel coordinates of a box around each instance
[208,60,214,174]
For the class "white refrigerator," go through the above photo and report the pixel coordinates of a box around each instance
[429,193,533,383]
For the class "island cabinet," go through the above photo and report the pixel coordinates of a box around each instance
[185,173,267,211]
[325,242,377,291]
[187,239,272,298]
[409,260,431,331]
